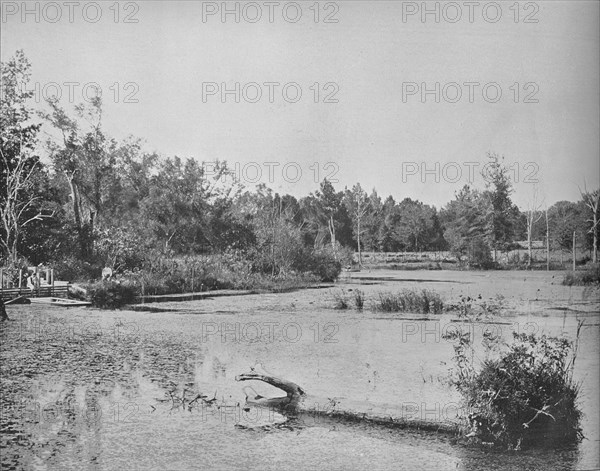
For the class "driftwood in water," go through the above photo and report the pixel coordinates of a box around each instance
[235,368,306,411]
[236,366,462,434]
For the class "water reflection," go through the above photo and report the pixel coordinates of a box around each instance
[1,299,597,470]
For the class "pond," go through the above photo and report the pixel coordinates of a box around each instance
[1,270,598,470]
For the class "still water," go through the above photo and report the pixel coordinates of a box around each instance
[1,271,598,470]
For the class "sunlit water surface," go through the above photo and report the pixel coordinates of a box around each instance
[1,271,598,470]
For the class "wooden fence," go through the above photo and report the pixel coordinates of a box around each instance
[0,283,70,299]
[1,267,70,299]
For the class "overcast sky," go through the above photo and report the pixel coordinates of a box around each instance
[2,1,598,209]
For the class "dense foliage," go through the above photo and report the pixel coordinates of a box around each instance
[2,51,599,280]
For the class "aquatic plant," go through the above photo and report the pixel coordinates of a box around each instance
[444,319,583,449]
[333,290,349,310]
[353,289,364,310]
[374,289,444,314]
[445,294,506,320]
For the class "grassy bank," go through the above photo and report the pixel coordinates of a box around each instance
[562,264,600,286]
[73,251,337,309]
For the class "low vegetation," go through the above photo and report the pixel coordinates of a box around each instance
[353,289,365,310]
[445,294,506,319]
[375,289,444,314]
[562,264,600,286]
[85,281,138,309]
[444,318,583,449]
[333,290,350,310]
[333,288,445,313]
[72,250,336,309]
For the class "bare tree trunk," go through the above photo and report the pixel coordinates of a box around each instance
[580,188,599,264]
[67,174,89,258]
[235,366,460,433]
[68,175,81,231]
[594,221,598,264]
[328,215,336,256]
[527,236,532,268]
[592,208,598,263]
[545,209,550,271]
[572,231,576,271]
[357,217,362,269]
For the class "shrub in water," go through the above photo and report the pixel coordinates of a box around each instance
[445,327,582,449]
[86,281,138,309]
[297,246,342,282]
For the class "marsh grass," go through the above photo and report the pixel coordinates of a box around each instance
[375,289,444,314]
[333,290,349,310]
[353,289,365,310]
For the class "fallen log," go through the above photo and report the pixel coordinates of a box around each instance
[235,369,306,411]
[236,365,462,434]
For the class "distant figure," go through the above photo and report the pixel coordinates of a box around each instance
[26,273,36,290]
[102,267,113,281]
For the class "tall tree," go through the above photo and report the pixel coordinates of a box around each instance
[235,186,304,275]
[524,187,544,268]
[580,187,599,263]
[42,97,119,258]
[0,50,53,264]
[395,198,436,252]
[300,179,351,254]
[547,201,586,264]
[139,157,236,253]
[441,185,490,264]
[378,196,400,252]
[343,183,369,268]
[482,152,517,261]
[362,190,383,252]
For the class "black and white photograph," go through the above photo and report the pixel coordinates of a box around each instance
[1,1,599,470]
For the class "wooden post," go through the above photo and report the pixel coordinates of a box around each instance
[51,269,55,295]
[0,269,3,292]
[18,269,22,289]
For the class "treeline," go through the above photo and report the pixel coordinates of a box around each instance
[2,51,599,281]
